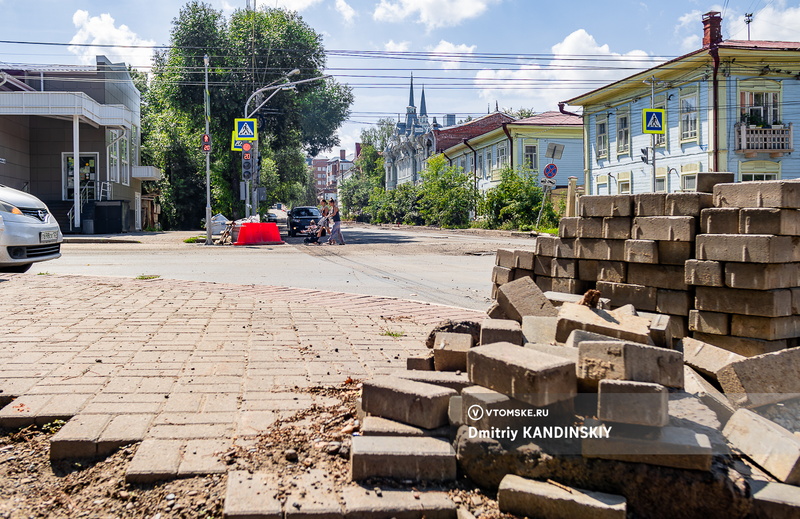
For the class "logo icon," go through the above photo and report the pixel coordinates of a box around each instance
[467,405,484,421]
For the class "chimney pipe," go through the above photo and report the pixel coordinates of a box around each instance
[703,11,723,48]
[340,149,346,160]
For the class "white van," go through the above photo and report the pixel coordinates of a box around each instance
[0,185,63,272]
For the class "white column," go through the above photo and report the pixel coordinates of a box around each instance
[73,115,81,228]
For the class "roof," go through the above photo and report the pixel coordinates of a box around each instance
[512,111,581,126]
[719,39,800,50]
[565,38,800,107]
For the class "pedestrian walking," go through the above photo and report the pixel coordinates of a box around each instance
[319,199,331,233]
[327,199,345,245]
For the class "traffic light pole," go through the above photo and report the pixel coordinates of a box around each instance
[650,77,657,192]
[204,54,212,245]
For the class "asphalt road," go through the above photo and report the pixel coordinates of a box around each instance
[29,224,537,311]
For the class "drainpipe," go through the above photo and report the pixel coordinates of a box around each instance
[558,102,580,117]
[502,123,513,169]
[561,102,589,191]
[464,139,479,218]
[710,46,721,172]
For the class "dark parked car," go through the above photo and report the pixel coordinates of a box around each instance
[287,206,321,237]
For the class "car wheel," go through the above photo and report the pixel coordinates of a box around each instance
[289,230,296,237]
[0,263,32,273]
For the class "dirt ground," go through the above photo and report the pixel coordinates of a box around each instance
[0,382,505,519]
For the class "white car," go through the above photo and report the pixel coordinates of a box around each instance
[0,185,62,273]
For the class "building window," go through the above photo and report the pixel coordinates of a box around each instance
[497,143,508,168]
[742,173,778,181]
[595,174,608,195]
[130,125,139,166]
[120,133,130,186]
[680,91,698,141]
[596,119,608,158]
[524,145,537,171]
[655,166,667,192]
[740,91,780,126]
[476,154,483,180]
[654,95,666,148]
[484,149,492,179]
[618,181,631,194]
[616,109,630,154]
[681,174,696,191]
[108,130,119,182]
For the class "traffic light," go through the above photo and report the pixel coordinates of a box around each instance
[201,133,212,153]
[640,147,650,165]
[241,141,253,180]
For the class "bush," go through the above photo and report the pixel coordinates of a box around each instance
[479,166,560,230]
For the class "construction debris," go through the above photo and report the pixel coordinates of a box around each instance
[349,180,800,518]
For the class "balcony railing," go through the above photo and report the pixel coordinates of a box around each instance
[734,123,794,158]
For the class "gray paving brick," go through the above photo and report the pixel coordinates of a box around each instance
[224,470,282,519]
[350,436,456,481]
[50,414,112,460]
[341,487,456,519]
[126,439,184,483]
[178,438,230,476]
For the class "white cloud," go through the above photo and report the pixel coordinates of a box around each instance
[69,10,156,69]
[672,5,800,51]
[272,0,325,9]
[384,40,410,52]
[474,29,659,113]
[220,0,238,16]
[427,40,477,70]
[335,0,356,22]
[373,0,500,30]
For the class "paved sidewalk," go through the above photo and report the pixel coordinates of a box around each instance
[0,273,481,481]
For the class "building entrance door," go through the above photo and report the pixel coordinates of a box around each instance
[62,153,99,202]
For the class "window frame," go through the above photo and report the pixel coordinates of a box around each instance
[523,144,537,171]
[596,117,608,159]
[679,89,699,142]
[739,81,781,126]
[616,108,630,155]
[654,95,667,148]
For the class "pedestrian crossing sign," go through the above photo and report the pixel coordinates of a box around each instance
[234,118,258,141]
[642,109,666,134]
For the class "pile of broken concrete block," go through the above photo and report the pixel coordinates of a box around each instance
[352,181,800,519]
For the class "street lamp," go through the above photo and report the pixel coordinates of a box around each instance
[242,71,330,216]
[204,53,212,245]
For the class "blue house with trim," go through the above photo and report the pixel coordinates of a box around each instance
[563,11,800,195]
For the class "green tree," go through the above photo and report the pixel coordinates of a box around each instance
[479,166,558,230]
[359,118,395,151]
[339,145,382,219]
[417,154,476,227]
[143,1,352,228]
[503,107,536,119]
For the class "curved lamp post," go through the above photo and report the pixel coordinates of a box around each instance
[242,72,330,216]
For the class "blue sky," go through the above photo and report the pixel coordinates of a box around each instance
[2,0,800,156]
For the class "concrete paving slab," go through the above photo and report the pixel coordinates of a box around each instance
[0,273,482,483]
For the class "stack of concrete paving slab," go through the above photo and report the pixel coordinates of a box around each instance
[687,180,800,356]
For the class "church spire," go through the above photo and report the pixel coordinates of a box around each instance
[420,85,427,117]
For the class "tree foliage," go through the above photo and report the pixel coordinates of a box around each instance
[479,166,559,230]
[417,155,476,227]
[142,1,352,228]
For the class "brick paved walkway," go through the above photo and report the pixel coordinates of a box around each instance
[0,274,481,482]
